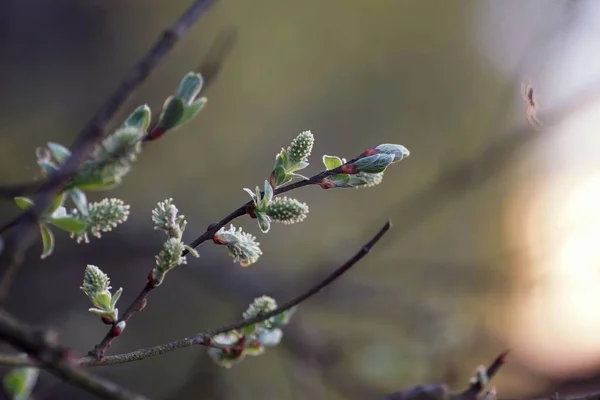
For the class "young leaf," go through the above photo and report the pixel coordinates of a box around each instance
[69,188,89,216]
[46,192,66,216]
[322,155,344,170]
[48,217,87,233]
[123,105,152,131]
[157,97,185,131]
[175,72,204,104]
[39,223,55,259]
[176,97,207,127]
[47,142,71,165]
[14,197,34,210]
[3,366,39,400]
[242,324,256,336]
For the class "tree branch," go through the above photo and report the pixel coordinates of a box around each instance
[87,153,371,358]
[0,0,216,301]
[5,221,389,370]
[0,310,148,400]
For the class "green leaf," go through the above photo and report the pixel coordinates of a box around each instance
[256,213,271,233]
[39,223,55,259]
[157,97,185,131]
[93,292,112,310]
[111,287,123,308]
[176,97,207,127]
[270,165,288,188]
[242,324,257,336]
[184,244,199,258]
[46,192,66,216]
[322,155,344,170]
[287,160,309,173]
[69,188,88,216]
[123,105,152,131]
[37,159,58,175]
[263,180,273,203]
[69,174,121,191]
[14,197,34,210]
[3,366,39,400]
[47,142,71,165]
[175,73,204,105]
[48,217,87,233]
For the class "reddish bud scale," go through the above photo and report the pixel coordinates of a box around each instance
[101,315,114,325]
[361,148,380,157]
[231,336,246,357]
[146,127,166,141]
[212,234,228,245]
[246,204,257,218]
[110,325,123,337]
[269,170,277,188]
[341,164,358,174]
[319,179,337,190]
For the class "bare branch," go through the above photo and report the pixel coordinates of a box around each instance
[87,154,374,358]
[0,310,148,400]
[5,221,390,368]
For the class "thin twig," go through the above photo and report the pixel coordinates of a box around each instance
[0,310,148,400]
[18,221,391,367]
[0,0,216,302]
[87,155,368,358]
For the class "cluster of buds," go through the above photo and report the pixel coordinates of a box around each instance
[213,225,263,267]
[270,130,314,188]
[147,72,208,140]
[244,180,309,233]
[80,265,123,324]
[208,296,295,368]
[320,143,409,189]
[150,199,198,286]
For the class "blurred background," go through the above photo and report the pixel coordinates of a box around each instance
[2,0,600,398]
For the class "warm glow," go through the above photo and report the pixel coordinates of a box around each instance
[509,101,600,375]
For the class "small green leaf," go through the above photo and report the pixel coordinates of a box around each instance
[256,213,271,233]
[111,287,123,308]
[322,155,344,170]
[270,165,289,188]
[287,160,309,173]
[176,97,207,127]
[88,307,106,316]
[69,188,88,216]
[242,324,257,336]
[175,72,204,104]
[3,366,39,400]
[184,244,199,258]
[39,223,55,259]
[46,192,66,216]
[14,197,34,210]
[37,159,58,176]
[48,217,87,233]
[69,174,120,191]
[263,180,273,203]
[273,150,286,170]
[157,97,185,131]
[47,142,71,165]
[93,292,112,310]
[123,105,152,131]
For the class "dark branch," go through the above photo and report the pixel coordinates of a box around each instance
[0,310,148,400]
[87,153,369,358]
[71,221,391,365]
[0,0,216,302]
